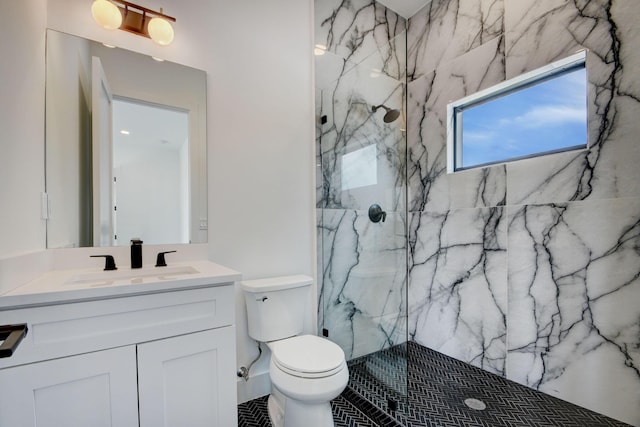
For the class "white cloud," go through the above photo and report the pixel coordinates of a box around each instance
[462,130,496,146]
[499,105,586,129]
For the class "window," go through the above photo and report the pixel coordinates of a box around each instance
[447,51,587,172]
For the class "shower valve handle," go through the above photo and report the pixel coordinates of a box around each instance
[368,204,387,223]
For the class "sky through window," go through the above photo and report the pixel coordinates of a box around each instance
[457,66,587,169]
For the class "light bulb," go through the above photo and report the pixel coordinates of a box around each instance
[91,0,122,30]
[148,17,174,46]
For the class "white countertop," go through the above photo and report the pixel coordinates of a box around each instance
[0,260,241,310]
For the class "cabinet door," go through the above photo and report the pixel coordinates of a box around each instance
[0,346,139,427]
[137,327,237,427]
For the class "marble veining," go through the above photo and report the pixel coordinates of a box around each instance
[316,1,408,364]
[407,0,504,81]
[318,74,405,211]
[316,0,640,424]
[408,207,507,375]
[505,0,640,205]
[507,198,640,424]
[320,209,407,359]
[407,36,506,212]
[316,0,406,81]
[404,1,640,423]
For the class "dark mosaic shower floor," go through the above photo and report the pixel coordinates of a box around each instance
[238,341,631,427]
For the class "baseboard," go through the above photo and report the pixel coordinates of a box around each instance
[237,370,270,404]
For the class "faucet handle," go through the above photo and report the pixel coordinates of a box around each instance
[155,251,177,267]
[90,255,117,271]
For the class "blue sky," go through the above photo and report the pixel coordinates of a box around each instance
[460,67,587,169]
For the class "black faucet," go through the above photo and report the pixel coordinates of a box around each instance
[130,239,143,269]
[156,250,177,267]
[90,255,117,271]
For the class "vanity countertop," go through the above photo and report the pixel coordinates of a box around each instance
[0,260,241,310]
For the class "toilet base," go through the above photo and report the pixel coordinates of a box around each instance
[267,393,284,427]
[267,388,335,427]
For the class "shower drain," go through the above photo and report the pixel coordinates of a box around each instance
[464,398,487,411]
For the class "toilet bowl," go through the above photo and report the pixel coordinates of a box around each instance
[267,335,348,427]
[240,276,349,427]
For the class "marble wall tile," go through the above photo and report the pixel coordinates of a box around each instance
[507,197,640,425]
[407,0,504,81]
[316,89,324,209]
[614,1,640,101]
[315,0,406,80]
[318,58,405,211]
[407,36,505,212]
[408,207,507,375]
[505,0,612,78]
[320,209,407,359]
[505,0,640,205]
[316,1,408,362]
[315,31,406,91]
[317,0,640,421]
[316,209,325,329]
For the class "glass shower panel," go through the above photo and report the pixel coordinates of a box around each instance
[315,1,409,419]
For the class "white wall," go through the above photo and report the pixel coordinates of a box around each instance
[1,0,315,403]
[0,1,47,258]
[206,0,316,400]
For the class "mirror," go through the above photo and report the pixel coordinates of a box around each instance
[45,29,207,248]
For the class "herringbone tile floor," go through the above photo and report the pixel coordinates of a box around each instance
[238,342,631,426]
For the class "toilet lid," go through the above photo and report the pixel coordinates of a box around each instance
[271,335,345,378]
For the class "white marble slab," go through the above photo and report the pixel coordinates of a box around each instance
[318,55,405,212]
[409,206,507,375]
[407,0,504,81]
[315,0,406,77]
[507,197,640,426]
[320,209,407,359]
[407,36,506,212]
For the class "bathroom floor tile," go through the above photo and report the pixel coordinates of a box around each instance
[238,342,631,426]
[238,393,383,427]
[347,342,632,427]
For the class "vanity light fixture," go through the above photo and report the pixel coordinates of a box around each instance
[91,0,176,46]
[91,0,122,30]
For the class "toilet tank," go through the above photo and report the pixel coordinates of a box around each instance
[240,275,313,342]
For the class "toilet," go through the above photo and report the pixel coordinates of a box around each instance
[241,275,348,427]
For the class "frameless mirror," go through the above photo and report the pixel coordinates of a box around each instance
[45,29,207,248]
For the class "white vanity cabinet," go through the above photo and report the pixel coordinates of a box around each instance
[0,345,139,427]
[0,280,238,427]
[137,327,236,427]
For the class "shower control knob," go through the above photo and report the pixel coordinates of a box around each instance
[368,204,387,223]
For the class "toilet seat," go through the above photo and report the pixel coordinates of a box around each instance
[270,335,346,379]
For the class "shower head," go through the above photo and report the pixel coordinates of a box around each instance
[372,104,401,123]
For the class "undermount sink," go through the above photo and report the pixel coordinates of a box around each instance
[65,265,200,286]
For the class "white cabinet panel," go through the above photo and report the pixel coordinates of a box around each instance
[137,327,237,427]
[0,285,234,370]
[0,346,138,427]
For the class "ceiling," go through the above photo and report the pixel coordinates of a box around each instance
[375,0,432,19]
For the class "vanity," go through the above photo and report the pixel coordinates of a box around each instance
[0,260,241,427]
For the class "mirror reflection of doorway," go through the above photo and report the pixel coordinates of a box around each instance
[111,98,190,246]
